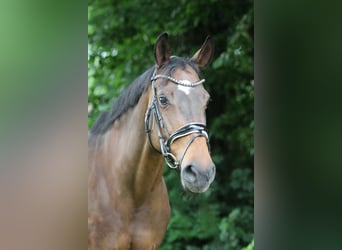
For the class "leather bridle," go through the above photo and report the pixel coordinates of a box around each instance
[144,68,210,169]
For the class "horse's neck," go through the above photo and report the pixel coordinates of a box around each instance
[100,91,164,206]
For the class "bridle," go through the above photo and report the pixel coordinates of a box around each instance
[144,68,210,169]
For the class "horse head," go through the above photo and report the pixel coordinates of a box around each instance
[145,33,216,193]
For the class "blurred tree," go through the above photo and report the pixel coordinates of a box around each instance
[88,0,253,249]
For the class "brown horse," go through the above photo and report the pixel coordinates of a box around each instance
[88,33,215,250]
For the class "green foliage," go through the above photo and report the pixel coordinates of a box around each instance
[241,239,254,250]
[88,0,253,249]
[219,207,253,249]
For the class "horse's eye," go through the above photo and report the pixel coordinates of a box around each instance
[158,96,169,106]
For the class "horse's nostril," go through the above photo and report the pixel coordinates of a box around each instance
[183,164,198,183]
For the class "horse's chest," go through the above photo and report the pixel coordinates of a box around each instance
[88,204,170,250]
[130,208,170,248]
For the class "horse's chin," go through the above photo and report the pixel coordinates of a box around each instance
[181,181,210,193]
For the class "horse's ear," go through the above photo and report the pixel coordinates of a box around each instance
[154,33,171,68]
[191,36,214,69]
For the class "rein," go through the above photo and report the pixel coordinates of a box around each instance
[144,69,210,169]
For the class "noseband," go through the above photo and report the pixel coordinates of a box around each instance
[144,69,210,169]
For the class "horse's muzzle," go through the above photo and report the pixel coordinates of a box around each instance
[181,162,216,193]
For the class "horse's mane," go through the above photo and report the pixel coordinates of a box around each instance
[89,56,201,136]
[90,66,154,135]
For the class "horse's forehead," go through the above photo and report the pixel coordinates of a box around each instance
[172,67,200,82]
[171,67,203,96]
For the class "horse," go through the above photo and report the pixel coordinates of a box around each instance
[88,33,216,250]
